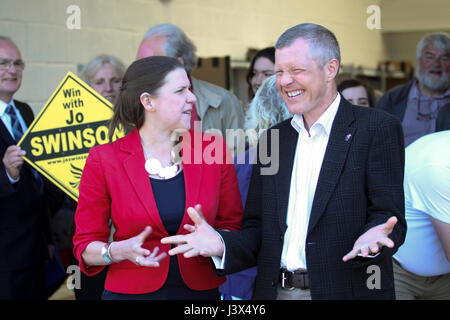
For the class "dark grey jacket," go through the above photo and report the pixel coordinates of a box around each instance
[376,80,414,122]
[218,99,406,300]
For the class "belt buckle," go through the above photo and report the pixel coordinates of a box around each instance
[281,270,295,290]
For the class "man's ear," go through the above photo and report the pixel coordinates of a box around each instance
[140,92,154,112]
[177,56,185,66]
[326,59,339,82]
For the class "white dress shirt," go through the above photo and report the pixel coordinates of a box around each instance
[281,93,340,271]
[213,94,341,271]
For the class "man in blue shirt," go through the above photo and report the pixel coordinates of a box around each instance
[376,32,450,147]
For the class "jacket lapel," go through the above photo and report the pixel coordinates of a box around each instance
[176,130,203,232]
[178,161,203,232]
[0,120,15,146]
[121,129,168,235]
[307,100,356,234]
[14,100,34,127]
[121,129,204,236]
[274,121,298,233]
[0,100,31,146]
[393,80,413,121]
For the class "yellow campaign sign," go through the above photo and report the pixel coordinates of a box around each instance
[17,72,125,201]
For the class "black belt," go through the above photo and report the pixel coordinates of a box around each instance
[279,268,309,290]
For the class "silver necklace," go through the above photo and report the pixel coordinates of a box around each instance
[144,149,181,179]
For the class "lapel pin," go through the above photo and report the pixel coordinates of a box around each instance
[345,133,352,142]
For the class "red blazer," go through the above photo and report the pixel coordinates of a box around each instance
[73,129,243,294]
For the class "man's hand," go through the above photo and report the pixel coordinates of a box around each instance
[343,216,398,262]
[2,145,25,180]
[161,204,225,258]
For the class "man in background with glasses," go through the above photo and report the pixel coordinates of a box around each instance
[0,36,63,300]
[376,32,450,147]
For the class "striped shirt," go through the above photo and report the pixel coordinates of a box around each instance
[403,80,450,146]
[281,93,340,271]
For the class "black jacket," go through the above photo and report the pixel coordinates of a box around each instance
[219,99,406,300]
[0,100,64,273]
[376,80,414,122]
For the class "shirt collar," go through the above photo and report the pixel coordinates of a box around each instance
[290,93,341,137]
[0,99,15,117]
[410,79,450,100]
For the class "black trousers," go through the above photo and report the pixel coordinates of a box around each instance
[0,263,46,300]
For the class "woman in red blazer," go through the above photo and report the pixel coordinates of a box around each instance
[72,56,243,299]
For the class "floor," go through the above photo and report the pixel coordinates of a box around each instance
[48,278,76,300]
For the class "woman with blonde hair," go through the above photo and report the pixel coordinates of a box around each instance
[244,75,292,147]
[80,54,126,104]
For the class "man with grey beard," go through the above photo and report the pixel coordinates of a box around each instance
[376,32,450,146]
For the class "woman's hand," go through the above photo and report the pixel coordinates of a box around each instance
[110,226,167,267]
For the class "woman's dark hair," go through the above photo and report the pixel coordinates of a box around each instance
[337,78,376,107]
[246,47,275,99]
[109,56,183,139]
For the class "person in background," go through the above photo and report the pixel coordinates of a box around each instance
[220,74,291,300]
[246,47,275,102]
[337,78,375,107]
[236,74,291,202]
[393,117,450,299]
[435,102,450,131]
[81,54,126,105]
[376,32,450,146]
[61,54,126,300]
[136,24,244,156]
[0,35,64,300]
[73,56,242,300]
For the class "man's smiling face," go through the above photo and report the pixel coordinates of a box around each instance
[275,38,330,122]
[0,40,23,103]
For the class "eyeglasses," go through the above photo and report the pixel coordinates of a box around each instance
[416,95,441,121]
[0,59,25,71]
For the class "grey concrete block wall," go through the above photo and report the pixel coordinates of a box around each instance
[2,0,449,115]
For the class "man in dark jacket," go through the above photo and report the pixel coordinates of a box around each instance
[0,36,64,300]
[162,23,406,300]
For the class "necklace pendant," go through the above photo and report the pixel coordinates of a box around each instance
[145,158,162,175]
[145,158,179,179]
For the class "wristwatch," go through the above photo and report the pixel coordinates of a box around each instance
[101,243,113,264]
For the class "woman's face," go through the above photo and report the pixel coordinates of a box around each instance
[251,56,275,95]
[149,68,197,131]
[90,63,122,104]
[341,85,370,107]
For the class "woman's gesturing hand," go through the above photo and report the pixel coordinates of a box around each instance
[110,226,167,267]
